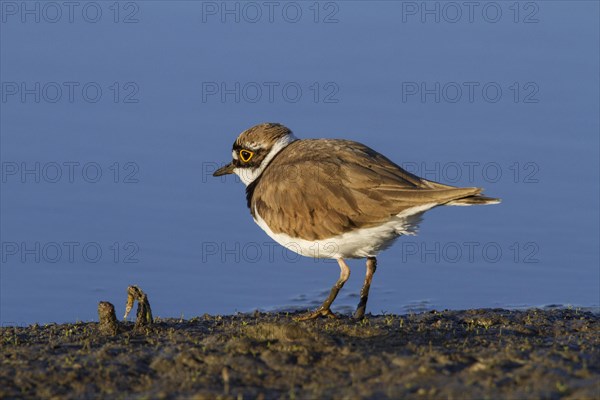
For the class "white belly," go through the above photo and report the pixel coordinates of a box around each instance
[253,204,437,259]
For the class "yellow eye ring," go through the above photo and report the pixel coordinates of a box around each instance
[239,149,254,163]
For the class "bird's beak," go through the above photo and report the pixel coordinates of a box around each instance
[213,162,235,177]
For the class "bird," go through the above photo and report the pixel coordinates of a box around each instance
[213,123,500,320]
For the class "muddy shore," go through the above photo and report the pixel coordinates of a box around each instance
[1,308,598,399]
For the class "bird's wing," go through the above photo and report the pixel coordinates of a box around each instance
[250,139,481,241]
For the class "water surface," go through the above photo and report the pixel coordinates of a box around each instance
[1,1,598,324]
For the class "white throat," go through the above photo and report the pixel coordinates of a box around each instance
[234,134,297,186]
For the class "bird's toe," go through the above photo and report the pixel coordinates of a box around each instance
[295,307,337,321]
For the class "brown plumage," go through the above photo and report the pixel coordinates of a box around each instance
[247,139,498,241]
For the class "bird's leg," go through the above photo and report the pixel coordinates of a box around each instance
[297,258,351,321]
[354,257,377,319]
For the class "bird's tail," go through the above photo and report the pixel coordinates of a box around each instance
[445,195,501,206]
[418,179,501,206]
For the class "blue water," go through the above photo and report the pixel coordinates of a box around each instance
[1,1,598,325]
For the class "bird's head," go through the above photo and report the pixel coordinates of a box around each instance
[213,123,298,186]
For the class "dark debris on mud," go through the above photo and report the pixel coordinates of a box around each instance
[1,308,599,399]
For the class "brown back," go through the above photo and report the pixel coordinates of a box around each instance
[249,139,481,240]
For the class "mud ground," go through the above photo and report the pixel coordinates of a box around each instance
[1,308,598,399]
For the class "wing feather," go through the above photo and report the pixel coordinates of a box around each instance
[251,139,483,240]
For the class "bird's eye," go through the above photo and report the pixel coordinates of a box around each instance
[239,149,254,163]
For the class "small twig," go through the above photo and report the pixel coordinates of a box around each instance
[98,301,119,336]
[123,285,153,329]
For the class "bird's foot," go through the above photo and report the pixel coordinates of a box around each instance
[353,306,366,320]
[295,307,337,321]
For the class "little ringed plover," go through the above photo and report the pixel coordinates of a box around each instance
[214,123,500,320]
